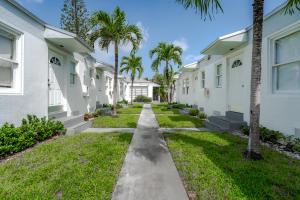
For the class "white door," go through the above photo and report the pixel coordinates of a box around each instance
[48,56,64,106]
[228,56,245,113]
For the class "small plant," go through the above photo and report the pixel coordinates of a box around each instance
[93,109,103,117]
[84,113,94,121]
[260,126,285,144]
[285,136,300,153]
[198,112,207,119]
[171,103,186,109]
[189,108,199,116]
[240,125,250,136]
[133,95,152,103]
[116,103,123,109]
[118,99,128,105]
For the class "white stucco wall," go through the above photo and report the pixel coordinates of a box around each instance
[176,6,300,136]
[0,1,48,125]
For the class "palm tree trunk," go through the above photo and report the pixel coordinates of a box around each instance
[131,80,134,104]
[244,0,264,160]
[112,42,119,116]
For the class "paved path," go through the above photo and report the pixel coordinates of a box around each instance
[83,128,135,133]
[112,104,189,200]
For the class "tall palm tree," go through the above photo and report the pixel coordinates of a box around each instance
[149,43,183,103]
[120,53,144,104]
[176,0,300,159]
[89,7,143,115]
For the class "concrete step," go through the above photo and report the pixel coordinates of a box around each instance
[207,116,247,131]
[225,111,244,121]
[204,119,228,132]
[66,120,92,135]
[49,111,67,119]
[58,115,84,128]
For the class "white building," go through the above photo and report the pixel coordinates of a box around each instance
[0,0,123,132]
[176,3,300,136]
[124,78,159,102]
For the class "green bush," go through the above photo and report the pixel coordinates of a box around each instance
[189,109,199,116]
[133,95,152,103]
[118,99,128,105]
[198,112,207,119]
[0,115,65,158]
[171,104,186,109]
[285,137,300,153]
[116,103,123,109]
[260,126,285,144]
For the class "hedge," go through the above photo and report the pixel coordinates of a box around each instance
[0,115,65,158]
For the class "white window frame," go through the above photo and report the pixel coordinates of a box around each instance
[270,25,300,95]
[201,71,205,88]
[216,64,223,88]
[0,22,23,95]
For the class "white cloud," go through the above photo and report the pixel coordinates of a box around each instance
[184,54,204,63]
[173,38,188,51]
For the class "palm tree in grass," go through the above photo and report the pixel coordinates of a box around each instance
[176,0,300,159]
[149,43,183,103]
[89,7,143,116]
[120,53,144,104]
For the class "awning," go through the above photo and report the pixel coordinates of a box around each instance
[95,61,114,72]
[201,29,249,55]
[44,25,93,53]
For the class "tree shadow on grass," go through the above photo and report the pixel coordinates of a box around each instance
[160,115,203,128]
[164,132,300,199]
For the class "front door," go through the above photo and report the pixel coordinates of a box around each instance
[48,55,64,106]
[228,56,244,113]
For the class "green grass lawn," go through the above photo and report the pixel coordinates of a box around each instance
[0,132,132,199]
[117,104,143,114]
[164,131,300,200]
[156,114,203,128]
[93,114,139,128]
[151,104,179,114]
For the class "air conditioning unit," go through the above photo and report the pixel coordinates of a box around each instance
[204,88,210,97]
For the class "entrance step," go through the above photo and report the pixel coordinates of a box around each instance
[66,121,92,135]
[49,111,67,119]
[58,114,84,128]
[205,113,247,132]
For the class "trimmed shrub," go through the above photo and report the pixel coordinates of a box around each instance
[0,115,65,158]
[189,109,199,116]
[133,95,152,103]
[198,112,207,119]
[260,126,285,144]
[170,104,186,109]
[118,99,128,105]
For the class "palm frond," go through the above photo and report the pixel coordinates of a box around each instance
[176,0,223,20]
[284,0,300,15]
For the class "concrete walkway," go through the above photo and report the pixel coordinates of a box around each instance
[112,104,189,200]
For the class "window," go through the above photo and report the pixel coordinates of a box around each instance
[186,78,190,95]
[0,29,18,89]
[232,60,242,68]
[201,71,205,88]
[89,68,94,78]
[70,63,76,85]
[216,64,222,87]
[50,57,61,66]
[273,30,300,92]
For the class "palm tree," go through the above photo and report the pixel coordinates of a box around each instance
[89,7,143,115]
[149,43,183,103]
[176,0,300,159]
[120,53,144,104]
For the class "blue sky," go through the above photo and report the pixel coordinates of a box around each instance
[17,0,286,78]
